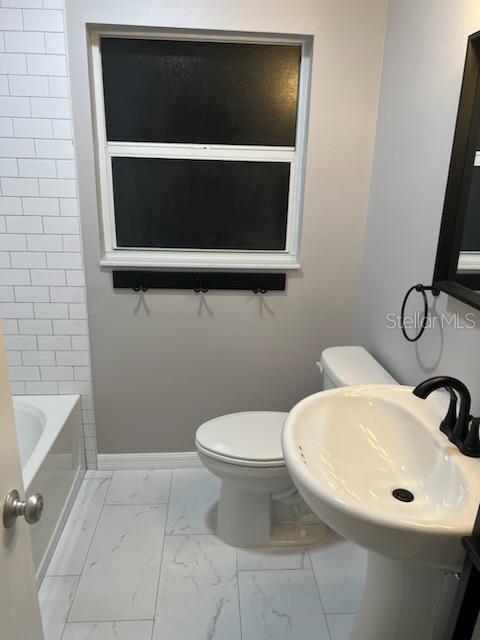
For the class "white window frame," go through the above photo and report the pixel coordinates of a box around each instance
[89,28,312,270]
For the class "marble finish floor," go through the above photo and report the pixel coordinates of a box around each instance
[39,468,366,640]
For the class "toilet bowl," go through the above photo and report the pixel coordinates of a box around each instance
[195,346,397,548]
[196,411,327,547]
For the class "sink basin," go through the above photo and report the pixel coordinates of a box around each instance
[283,384,479,569]
[283,385,480,640]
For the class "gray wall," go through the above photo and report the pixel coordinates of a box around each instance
[354,0,480,412]
[65,0,387,454]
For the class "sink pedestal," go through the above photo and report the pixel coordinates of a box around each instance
[351,553,446,640]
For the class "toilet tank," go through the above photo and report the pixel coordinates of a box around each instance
[317,346,397,390]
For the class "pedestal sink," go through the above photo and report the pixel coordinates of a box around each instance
[282,385,480,640]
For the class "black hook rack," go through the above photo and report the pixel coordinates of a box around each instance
[113,271,286,294]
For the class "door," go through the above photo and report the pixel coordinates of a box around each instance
[0,324,45,640]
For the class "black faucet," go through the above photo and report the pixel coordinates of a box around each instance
[412,376,480,456]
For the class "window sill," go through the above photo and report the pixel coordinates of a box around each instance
[99,250,300,271]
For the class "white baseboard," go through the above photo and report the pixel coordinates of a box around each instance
[97,451,202,471]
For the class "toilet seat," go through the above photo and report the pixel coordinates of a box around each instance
[195,411,287,468]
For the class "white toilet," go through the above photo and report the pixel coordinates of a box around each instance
[195,346,397,548]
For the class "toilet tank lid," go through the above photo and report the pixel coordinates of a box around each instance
[318,346,397,387]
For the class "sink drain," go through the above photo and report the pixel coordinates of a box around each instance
[392,488,414,502]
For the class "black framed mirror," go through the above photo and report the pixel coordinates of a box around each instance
[434,30,480,311]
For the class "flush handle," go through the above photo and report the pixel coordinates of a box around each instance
[3,489,44,529]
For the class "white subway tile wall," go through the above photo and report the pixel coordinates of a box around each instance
[0,0,97,468]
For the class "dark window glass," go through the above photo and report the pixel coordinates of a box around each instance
[101,38,301,146]
[111,157,290,250]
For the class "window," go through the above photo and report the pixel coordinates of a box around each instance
[90,30,312,269]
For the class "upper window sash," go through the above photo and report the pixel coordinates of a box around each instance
[100,36,301,147]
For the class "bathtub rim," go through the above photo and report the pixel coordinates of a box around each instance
[13,394,81,490]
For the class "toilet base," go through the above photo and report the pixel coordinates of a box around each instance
[216,483,327,548]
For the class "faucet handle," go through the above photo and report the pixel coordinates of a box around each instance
[440,388,457,441]
[460,417,480,458]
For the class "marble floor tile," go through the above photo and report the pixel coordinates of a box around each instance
[41,466,368,640]
[238,569,329,640]
[105,469,172,504]
[68,505,167,622]
[326,613,357,640]
[85,470,113,479]
[47,476,111,576]
[62,620,153,640]
[39,576,78,640]
[153,534,241,640]
[166,469,220,534]
[237,546,311,571]
[309,530,366,614]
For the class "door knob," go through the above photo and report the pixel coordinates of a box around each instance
[3,489,44,529]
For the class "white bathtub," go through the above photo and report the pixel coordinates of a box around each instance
[14,395,85,583]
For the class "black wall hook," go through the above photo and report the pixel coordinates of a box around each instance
[253,283,267,294]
